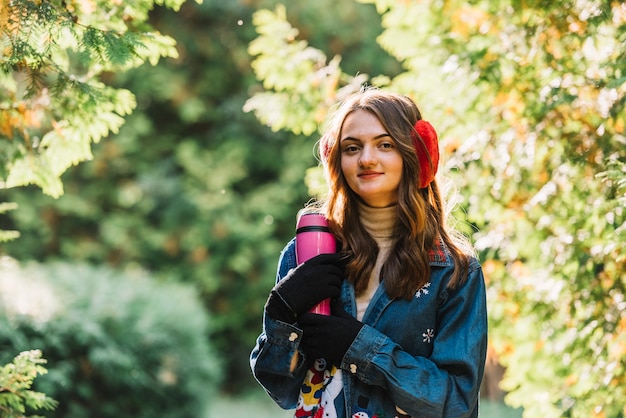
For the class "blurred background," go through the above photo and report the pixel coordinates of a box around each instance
[1,0,624,417]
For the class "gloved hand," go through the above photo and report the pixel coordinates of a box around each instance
[299,299,364,366]
[264,253,344,324]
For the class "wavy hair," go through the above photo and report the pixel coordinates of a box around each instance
[315,88,473,299]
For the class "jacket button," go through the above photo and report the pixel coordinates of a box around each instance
[350,364,357,373]
[288,332,298,342]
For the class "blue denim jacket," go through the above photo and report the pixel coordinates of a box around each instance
[250,237,488,418]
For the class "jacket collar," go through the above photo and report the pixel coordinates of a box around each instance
[429,236,450,266]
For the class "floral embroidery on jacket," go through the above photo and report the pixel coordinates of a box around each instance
[414,282,431,299]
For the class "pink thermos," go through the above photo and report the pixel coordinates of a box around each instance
[295,213,337,315]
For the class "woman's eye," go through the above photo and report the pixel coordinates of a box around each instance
[380,142,394,149]
[343,145,359,153]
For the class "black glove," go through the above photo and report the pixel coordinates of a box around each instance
[264,253,344,324]
[299,299,364,366]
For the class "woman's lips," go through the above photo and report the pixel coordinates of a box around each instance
[358,171,383,179]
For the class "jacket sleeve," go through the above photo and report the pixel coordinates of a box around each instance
[341,262,488,417]
[249,239,307,409]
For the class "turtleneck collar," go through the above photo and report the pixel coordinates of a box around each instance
[357,201,397,243]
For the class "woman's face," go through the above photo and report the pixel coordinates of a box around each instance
[339,109,404,208]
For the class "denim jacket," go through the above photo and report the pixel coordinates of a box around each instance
[250,237,488,418]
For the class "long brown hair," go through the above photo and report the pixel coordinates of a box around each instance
[317,88,473,299]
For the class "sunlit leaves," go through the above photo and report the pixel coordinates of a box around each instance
[414,1,626,415]
[0,350,58,417]
[245,5,367,136]
[0,202,20,242]
[0,0,197,197]
[2,76,136,196]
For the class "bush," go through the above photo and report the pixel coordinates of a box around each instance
[0,257,221,418]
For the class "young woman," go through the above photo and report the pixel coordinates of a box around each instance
[250,88,488,418]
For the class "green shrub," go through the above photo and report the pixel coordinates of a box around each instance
[0,257,221,418]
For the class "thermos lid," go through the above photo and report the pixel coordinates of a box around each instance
[296,213,330,233]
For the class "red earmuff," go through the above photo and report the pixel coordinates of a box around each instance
[412,120,439,188]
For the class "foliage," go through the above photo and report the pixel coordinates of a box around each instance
[244,1,626,416]
[245,5,365,136]
[0,256,220,418]
[0,202,19,242]
[0,350,58,418]
[1,0,203,411]
[0,0,398,393]
[0,0,197,197]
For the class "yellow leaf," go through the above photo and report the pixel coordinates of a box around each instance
[565,373,578,386]
[613,116,625,134]
[593,406,606,418]
[450,5,489,39]
[482,259,501,275]
[510,260,530,279]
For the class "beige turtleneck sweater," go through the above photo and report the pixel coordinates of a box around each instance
[355,202,397,321]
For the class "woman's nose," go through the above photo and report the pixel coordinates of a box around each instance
[358,146,377,167]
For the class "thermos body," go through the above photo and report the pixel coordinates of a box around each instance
[295,213,336,315]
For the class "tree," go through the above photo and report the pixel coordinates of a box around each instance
[1,0,209,413]
[244,1,626,416]
[0,0,195,197]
